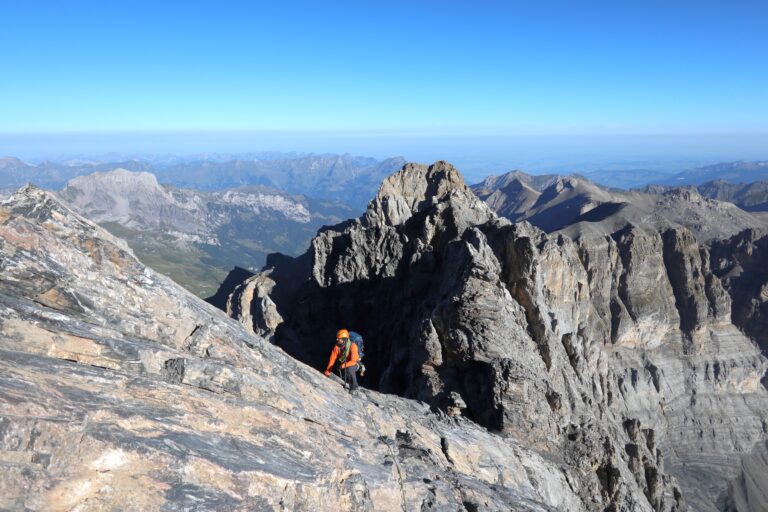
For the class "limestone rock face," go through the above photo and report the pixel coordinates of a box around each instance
[0,186,592,511]
[235,162,768,511]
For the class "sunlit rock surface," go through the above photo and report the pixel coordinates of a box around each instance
[0,186,592,511]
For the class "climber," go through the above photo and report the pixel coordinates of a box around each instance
[324,329,361,392]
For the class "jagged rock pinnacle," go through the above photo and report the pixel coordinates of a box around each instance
[364,161,490,226]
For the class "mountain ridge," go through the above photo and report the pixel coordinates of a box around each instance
[226,161,768,511]
[4,160,768,510]
[0,153,406,210]
[472,169,768,242]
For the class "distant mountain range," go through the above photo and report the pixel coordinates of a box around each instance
[2,153,406,297]
[56,165,768,298]
[472,170,768,242]
[0,153,406,210]
[5,154,768,200]
[57,169,355,297]
[5,153,768,297]
[661,160,768,186]
[0,156,154,190]
[529,160,768,190]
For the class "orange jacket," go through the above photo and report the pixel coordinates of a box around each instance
[324,341,359,375]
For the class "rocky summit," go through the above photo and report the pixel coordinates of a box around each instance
[227,162,768,511]
[1,185,597,510]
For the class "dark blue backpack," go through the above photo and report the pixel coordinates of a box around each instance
[348,331,364,359]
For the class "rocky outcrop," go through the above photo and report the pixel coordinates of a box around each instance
[226,269,284,342]
[661,227,730,338]
[204,265,255,310]
[0,185,599,511]
[235,162,768,511]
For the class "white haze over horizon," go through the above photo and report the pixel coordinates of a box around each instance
[2,131,767,183]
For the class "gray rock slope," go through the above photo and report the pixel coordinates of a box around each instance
[0,185,595,511]
[472,171,767,242]
[231,162,768,511]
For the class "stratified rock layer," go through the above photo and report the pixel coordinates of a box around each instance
[0,186,591,511]
[235,162,768,511]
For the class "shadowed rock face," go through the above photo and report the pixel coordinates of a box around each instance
[230,162,768,511]
[204,265,255,310]
[0,186,594,511]
[709,228,768,356]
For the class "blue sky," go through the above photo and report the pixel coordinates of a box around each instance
[0,1,767,165]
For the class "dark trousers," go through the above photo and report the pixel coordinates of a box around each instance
[342,364,359,390]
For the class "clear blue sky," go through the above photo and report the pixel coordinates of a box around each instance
[2,0,767,135]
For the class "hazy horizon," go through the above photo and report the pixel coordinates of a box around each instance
[2,131,767,183]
